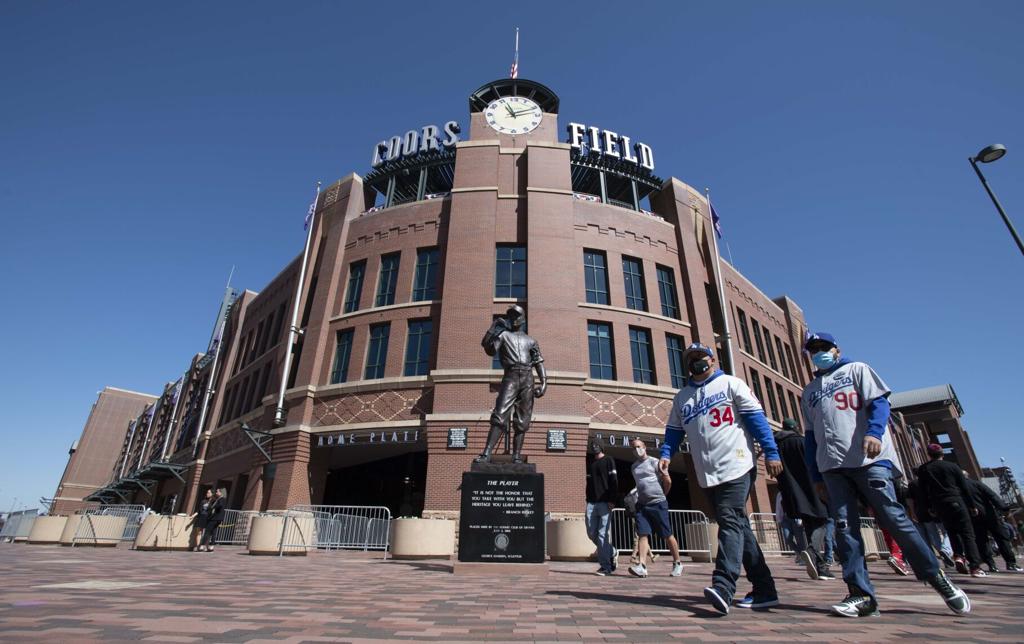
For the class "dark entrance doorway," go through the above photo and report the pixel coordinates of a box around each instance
[322,451,427,518]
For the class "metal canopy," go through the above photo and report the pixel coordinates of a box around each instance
[136,461,189,484]
[469,78,560,113]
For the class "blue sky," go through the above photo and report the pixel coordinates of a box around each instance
[2,1,1022,512]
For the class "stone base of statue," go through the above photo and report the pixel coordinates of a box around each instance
[453,459,546,573]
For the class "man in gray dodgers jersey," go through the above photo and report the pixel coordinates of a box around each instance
[800,332,971,617]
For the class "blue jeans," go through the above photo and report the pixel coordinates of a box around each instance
[823,518,836,564]
[823,464,939,599]
[585,501,614,571]
[919,520,954,559]
[708,469,775,602]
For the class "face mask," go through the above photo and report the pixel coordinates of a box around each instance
[689,359,711,376]
[634,447,646,459]
[812,351,836,370]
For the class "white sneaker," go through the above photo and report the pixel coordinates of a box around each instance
[670,561,684,577]
[628,563,648,578]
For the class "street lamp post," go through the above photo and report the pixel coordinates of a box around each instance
[969,143,1024,257]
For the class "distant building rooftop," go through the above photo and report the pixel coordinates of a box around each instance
[890,384,963,415]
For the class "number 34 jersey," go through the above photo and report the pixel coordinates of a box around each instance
[800,360,900,474]
[666,373,763,488]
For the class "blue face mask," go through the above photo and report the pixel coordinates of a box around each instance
[812,351,836,371]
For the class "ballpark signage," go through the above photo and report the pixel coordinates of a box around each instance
[371,121,462,168]
[447,427,468,449]
[315,429,421,447]
[567,123,654,172]
[546,429,567,451]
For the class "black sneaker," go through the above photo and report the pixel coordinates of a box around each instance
[831,594,879,617]
[926,570,971,615]
[703,586,730,615]
[817,564,836,580]
[798,550,820,580]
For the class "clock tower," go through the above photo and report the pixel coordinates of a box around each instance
[467,78,561,144]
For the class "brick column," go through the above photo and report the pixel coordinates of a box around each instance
[265,431,312,510]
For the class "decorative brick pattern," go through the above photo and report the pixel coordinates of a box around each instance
[311,389,432,427]
[583,391,673,428]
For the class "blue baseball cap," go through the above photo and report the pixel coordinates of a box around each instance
[804,332,838,351]
[683,343,714,361]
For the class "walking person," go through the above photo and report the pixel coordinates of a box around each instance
[963,473,1022,572]
[199,488,226,552]
[190,489,213,552]
[627,438,684,579]
[800,332,970,617]
[916,444,985,577]
[773,418,835,580]
[586,440,618,575]
[908,476,956,569]
[659,344,783,615]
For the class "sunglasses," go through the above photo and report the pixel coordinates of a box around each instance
[806,343,834,353]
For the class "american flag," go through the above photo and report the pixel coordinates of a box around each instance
[509,28,519,78]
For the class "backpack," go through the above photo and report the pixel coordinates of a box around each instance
[623,488,639,517]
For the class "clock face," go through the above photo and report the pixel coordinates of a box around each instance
[484,97,543,135]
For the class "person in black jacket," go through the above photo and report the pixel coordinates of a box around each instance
[916,445,984,577]
[585,440,619,575]
[190,489,213,552]
[773,419,834,580]
[963,473,1022,572]
[199,488,226,552]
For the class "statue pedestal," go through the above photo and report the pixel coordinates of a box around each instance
[454,467,545,572]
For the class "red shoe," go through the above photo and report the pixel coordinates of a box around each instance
[954,557,969,574]
[970,568,988,578]
[887,556,911,576]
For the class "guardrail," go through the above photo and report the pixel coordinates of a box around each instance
[860,516,890,558]
[610,508,712,556]
[213,510,262,546]
[279,505,392,558]
[748,512,796,556]
[72,505,147,546]
[0,509,39,542]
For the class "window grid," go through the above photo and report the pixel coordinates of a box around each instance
[751,319,767,362]
[784,344,799,383]
[495,245,527,298]
[764,375,780,421]
[330,329,354,384]
[774,336,790,379]
[629,327,655,385]
[587,322,616,380]
[749,367,765,406]
[375,254,400,307]
[364,323,390,379]
[666,333,687,388]
[763,328,778,370]
[404,319,433,376]
[583,250,609,305]
[736,308,753,354]
[776,382,788,419]
[787,390,802,425]
[656,265,680,318]
[412,248,439,301]
[622,256,647,311]
[344,260,366,313]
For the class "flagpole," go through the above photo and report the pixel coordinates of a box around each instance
[705,189,735,375]
[274,182,322,427]
[510,27,519,79]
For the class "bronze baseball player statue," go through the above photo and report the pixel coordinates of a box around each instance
[475,305,546,464]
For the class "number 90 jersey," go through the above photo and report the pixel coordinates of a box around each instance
[666,373,763,488]
[800,361,899,474]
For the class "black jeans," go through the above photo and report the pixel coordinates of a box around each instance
[708,469,775,602]
[938,498,981,569]
[201,520,221,548]
[800,516,830,569]
[973,514,1018,568]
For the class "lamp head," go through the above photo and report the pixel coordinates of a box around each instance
[975,143,1007,164]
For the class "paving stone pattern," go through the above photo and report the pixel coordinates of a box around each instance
[1,544,1022,642]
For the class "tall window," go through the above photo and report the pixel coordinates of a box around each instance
[666,333,687,388]
[751,319,766,362]
[364,323,390,379]
[629,327,655,385]
[774,336,790,379]
[587,322,615,380]
[622,256,647,311]
[763,327,778,371]
[656,265,680,318]
[404,319,433,376]
[583,250,609,304]
[763,376,780,421]
[495,245,527,298]
[736,307,753,354]
[784,344,799,382]
[375,253,400,307]
[776,382,789,419]
[412,248,439,301]
[749,367,765,405]
[330,329,354,384]
[787,391,801,425]
[343,260,366,313]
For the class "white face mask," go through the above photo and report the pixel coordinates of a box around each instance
[634,446,646,459]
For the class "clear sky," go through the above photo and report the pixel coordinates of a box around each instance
[1,1,1022,512]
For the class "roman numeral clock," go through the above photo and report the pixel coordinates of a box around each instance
[485,96,543,135]
[469,78,561,137]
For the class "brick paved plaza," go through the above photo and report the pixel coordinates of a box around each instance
[2,544,1022,642]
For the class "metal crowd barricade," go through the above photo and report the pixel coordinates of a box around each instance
[609,508,712,557]
[748,512,795,556]
[0,509,39,542]
[72,504,147,546]
[860,516,890,558]
[279,505,392,559]
[213,510,261,546]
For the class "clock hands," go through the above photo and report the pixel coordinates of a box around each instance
[511,108,537,117]
[505,104,516,118]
